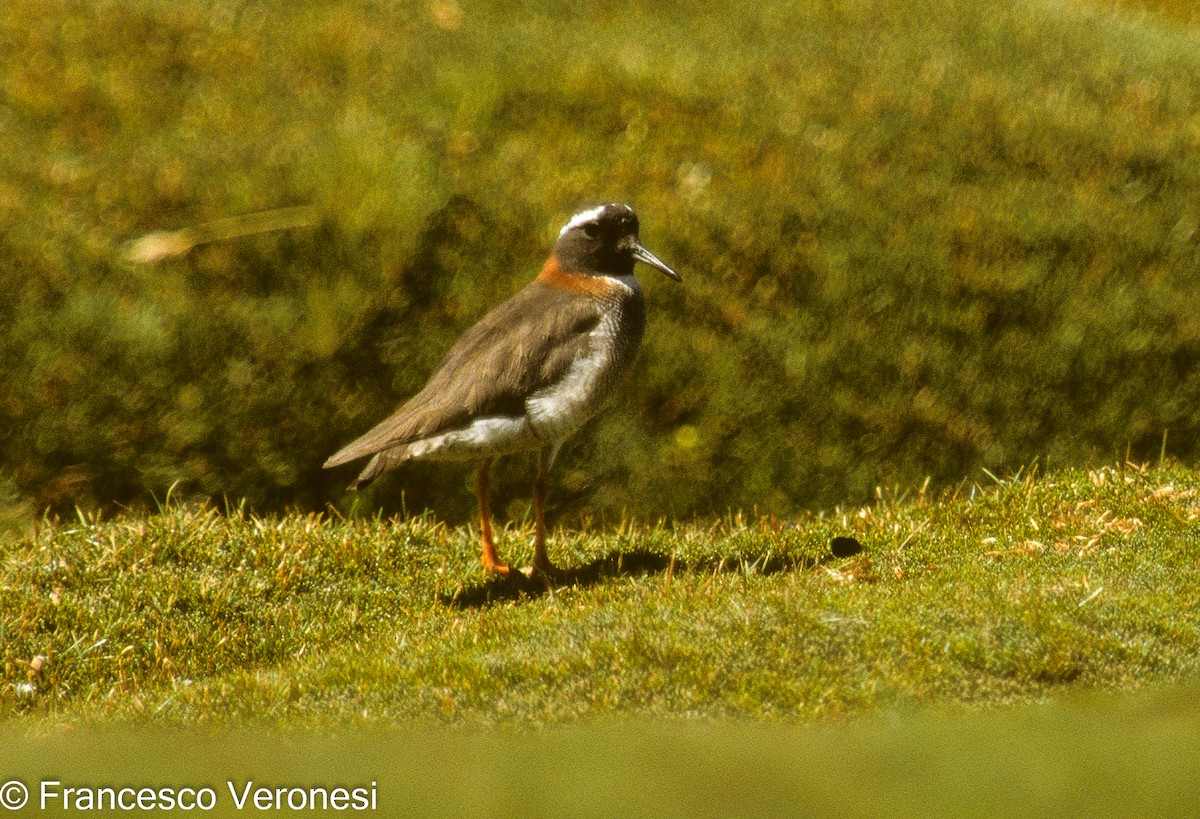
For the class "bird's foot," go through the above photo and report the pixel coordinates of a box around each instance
[481,557,513,576]
[522,559,564,580]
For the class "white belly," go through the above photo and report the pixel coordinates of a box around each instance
[406,416,542,461]
[526,311,628,443]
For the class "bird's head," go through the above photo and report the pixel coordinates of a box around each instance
[553,203,681,282]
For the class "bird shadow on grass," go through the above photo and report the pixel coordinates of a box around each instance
[438,548,829,608]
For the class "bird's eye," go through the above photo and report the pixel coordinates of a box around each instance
[582,222,601,238]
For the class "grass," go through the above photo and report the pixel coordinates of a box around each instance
[3,462,1199,814]
[3,462,1197,725]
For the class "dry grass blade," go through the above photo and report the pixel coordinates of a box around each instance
[123,206,320,264]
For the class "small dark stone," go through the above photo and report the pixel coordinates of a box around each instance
[831,536,864,558]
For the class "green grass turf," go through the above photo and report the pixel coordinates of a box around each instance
[3,462,1197,725]
[3,459,1198,815]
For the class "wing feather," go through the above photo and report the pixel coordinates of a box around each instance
[323,281,603,470]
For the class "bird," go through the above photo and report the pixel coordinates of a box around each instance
[324,203,681,577]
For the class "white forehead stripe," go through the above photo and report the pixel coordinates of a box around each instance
[560,205,606,236]
[559,203,630,236]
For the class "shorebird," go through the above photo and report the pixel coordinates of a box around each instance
[324,203,681,577]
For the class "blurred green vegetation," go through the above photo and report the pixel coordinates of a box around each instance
[4,0,1200,525]
[5,683,1200,817]
[1103,0,1200,25]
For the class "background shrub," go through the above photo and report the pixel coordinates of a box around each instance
[3,0,1200,527]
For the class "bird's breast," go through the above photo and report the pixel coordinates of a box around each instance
[526,294,645,442]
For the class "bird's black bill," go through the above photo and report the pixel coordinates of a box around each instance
[631,242,682,282]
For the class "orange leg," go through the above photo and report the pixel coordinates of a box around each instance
[476,458,510,575]
[531,445,562,576]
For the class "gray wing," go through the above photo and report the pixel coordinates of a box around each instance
[324,281,604,477]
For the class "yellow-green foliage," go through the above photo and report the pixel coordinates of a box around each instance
[3,0,1200,523]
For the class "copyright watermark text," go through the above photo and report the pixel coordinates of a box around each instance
[0,781,27,811]
[0,779,377,812]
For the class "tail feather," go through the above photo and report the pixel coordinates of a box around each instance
[323,403,425,471]
[345,447,410,490]
[323,442,376,470]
